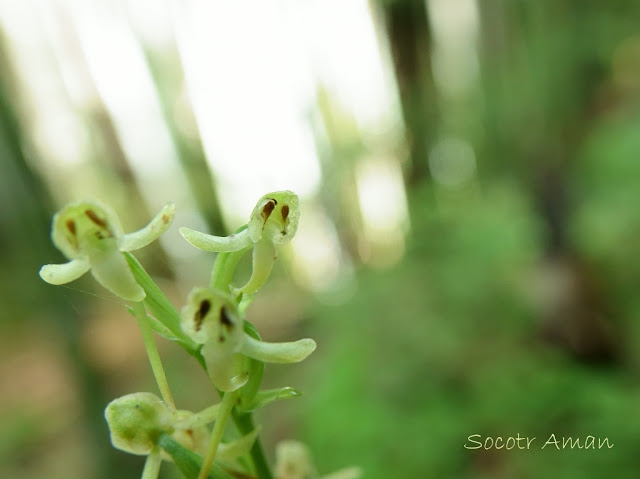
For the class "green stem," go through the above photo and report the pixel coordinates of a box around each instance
[141,447,162,479]
[231,409,273,479]
[210,248,251,291]
[210,243,273,479]
[158,433,236,479]
[198,390,237,479]
[131,301,176,410]
[176,403,221,429]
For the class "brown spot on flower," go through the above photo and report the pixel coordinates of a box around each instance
[194,299,211,332]
[162,214,170,224]
[85,209,108,229]
[220,306,233,332]
[66,220,76,236]
[261,200,276,223]
[281,204,289,222]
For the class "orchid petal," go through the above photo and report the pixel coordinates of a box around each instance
[119,202,176,252]
[202,347,248,392]
[90,248,145,302]
[240,334,316,364]
[179,227,251,253]
[233,238,276,295]
[39,258,90,285]
[248,190,299,244]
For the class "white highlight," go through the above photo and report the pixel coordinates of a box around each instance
[290,206,344,292]
[427,0,480,98]
[356,157,409,237]
[173,0,321,224]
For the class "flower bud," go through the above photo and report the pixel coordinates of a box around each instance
[105,392,174,455]
[275,440,317,479]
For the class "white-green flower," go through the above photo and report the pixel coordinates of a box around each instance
[105,392,218,457]
[181,287,316,392]
[179,191,299,294]
[39,200,175,302]
[275,440,362,479]
[105,392,175,456]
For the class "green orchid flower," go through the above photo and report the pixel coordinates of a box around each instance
[274,440,362,479]
[105,392,257,461]
[105,392,175,456]
[181,287,316,392]
[179,191,299,294]
[39,200,175,302]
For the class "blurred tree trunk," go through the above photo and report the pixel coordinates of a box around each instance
[477,0,619,364]
[375,0,438,186]
[140,43,226,235]
[0,38,141,479]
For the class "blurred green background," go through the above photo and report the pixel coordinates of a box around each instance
[2,0,640,478]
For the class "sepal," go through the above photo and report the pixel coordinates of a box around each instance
[240,335,317,364]
[179,227,251,253]
[89,247,145,301]
[119,202,175,252]
[39,258,90,285]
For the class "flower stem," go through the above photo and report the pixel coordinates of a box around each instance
[131,301,176,410]
[198,390,237,479]
[231,409,273,479]
[176,403,221,429]
[210,248,250,291]
[210,247,273,479]
[141,447,162,479]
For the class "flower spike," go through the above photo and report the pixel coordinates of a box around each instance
[39,200,175,302]
[179,227,252,253]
